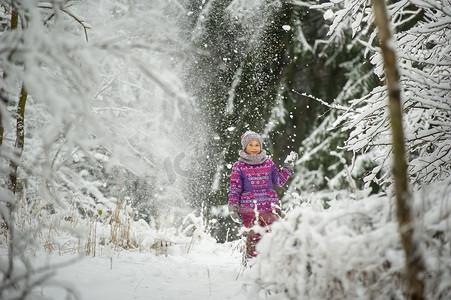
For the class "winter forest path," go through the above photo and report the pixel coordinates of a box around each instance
[29,238,264,300]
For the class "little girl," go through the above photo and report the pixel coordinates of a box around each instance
[228,131,297,258]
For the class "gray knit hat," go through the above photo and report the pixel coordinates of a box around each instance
[241,131,263,150]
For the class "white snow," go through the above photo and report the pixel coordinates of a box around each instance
[12,239,251,300]
[323,9,335,20]
[1,0,450,299]
[282,25,291,31]
[245,179,451,299]
[283,151,298,164]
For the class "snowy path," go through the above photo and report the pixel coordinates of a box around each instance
[30,239,265,300]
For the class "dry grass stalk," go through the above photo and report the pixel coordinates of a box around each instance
[150,240,173,256]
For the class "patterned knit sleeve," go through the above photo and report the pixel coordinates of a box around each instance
[228,162,243,207]
[270,160,293,187]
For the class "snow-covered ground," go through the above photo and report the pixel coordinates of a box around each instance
[14,238,283,300]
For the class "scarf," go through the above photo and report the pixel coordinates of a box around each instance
[238,150,267,165]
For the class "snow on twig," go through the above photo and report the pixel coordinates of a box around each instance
[291,89,356,112]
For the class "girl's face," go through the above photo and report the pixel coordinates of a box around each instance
[245,140,261,155]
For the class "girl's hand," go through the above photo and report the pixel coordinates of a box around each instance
[284,151,298,169]
[228,206,243,225]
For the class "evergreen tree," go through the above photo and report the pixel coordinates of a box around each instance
[181,0,378,240]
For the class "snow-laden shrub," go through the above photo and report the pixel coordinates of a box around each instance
[8,194,212,257]
[245,179,451,299]
[0,1,202,296]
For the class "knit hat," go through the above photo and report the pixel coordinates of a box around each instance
[241,131,263,151]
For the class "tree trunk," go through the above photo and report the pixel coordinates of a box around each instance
[370,1,426,299]
[9,84,28,194]
[0,95,4,147]
[7,8,28,195]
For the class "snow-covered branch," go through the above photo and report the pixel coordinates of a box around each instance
[322,0,451,189]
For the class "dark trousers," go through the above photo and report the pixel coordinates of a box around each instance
[241,211,279,257]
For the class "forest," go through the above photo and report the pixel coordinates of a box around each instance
[0,0,450,299]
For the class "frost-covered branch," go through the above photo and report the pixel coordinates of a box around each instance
[39,2,92,41]
[61,5,91,42]
[1,0,197,297]
[291,89,355,112]
[322,0,451,189]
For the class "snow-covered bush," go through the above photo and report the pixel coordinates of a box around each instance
[1,0,201,298]
[0,0,198,229]
[245,179,451,299]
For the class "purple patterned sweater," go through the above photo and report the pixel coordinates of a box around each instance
[228,158,293,213]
